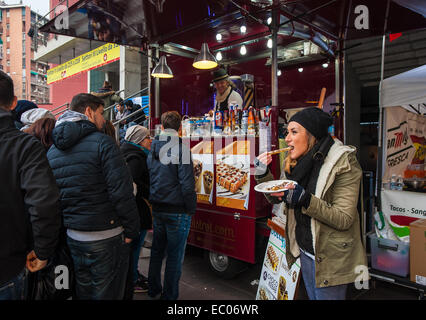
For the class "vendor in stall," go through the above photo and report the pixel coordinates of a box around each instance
[213,68,243,112]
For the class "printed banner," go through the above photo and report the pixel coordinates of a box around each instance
[47,43,120,84]
[383,106,425,180]
[256,225,300,300]
[216,140,250,210]
[381,189,426,220]
[192,141,214,204]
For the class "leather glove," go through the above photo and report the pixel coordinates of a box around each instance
[283,184,311,208]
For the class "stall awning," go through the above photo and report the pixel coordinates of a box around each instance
[39,0,426,50]
[382,64,426,113]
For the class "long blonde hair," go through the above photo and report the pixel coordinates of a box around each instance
[284,131,317,174]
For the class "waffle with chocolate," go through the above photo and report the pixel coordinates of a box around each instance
[216,162,248,194]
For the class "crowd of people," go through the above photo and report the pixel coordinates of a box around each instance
[0,71,196,300]
[1,68,367,301]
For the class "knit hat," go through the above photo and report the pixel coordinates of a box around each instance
[288,107,333,140]
[212,68,228,82]
[12,100,38,122]
[125,125,150,144]
[20,108,56,131]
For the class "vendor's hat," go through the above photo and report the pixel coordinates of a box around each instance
[212,68,229,82]
[125,125,150,145]
[288,107,333,140]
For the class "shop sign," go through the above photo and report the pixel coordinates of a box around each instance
[381,189,426,220]
[47,43,120,84]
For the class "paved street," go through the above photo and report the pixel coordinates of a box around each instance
[134,232,421,301]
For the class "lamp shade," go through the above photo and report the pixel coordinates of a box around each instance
[193,43,218,70]
[151,56,173,78]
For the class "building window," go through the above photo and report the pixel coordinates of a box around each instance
[6,36,10,42]
[22,58,26,68]
[6,23,9,30]
[6,10,10,18]
[6,48,9,55]
[6,60,10,66]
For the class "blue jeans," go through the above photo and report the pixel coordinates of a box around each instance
[148,212,192,300]
[67,234,130,300]
[300,250,347,300]
[132,230,147,284]
[0,268,27,300]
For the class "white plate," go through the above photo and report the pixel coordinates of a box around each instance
[254,180,297,193]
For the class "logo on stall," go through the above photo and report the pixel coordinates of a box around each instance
[387,123,409,150]
[103,53,108,62]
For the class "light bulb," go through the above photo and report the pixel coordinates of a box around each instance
[240,25,247,34]
[216,51,222,61]
[277,70,282,76]
[216,33,222,41]
[322,63,329,68]
[298,68,303,72]
[240,45,247,55]
[267,39,273,48]
[267,17,272,25]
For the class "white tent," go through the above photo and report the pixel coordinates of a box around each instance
[382,64,426,114]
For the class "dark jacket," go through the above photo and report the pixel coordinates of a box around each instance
[0,109,61,287]
[147,133,197,215]
[47,116,140,240]
[126,105,146,124]
[120,141,152,230]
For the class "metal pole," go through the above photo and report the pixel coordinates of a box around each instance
[154,47,160,120]
[147,47,153,130]
[271,6,278,107]
[376,0,391,209]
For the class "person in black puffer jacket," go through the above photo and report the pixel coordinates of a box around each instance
[120,125,153,298]
[47,93,140,300]
[0,71,61,300]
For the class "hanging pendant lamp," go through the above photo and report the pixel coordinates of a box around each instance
[193,43,218,70]
[151,56,173,78]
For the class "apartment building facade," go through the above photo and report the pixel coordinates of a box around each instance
[0,3,49,104]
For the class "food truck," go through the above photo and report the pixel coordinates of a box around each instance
[40,0,426,279]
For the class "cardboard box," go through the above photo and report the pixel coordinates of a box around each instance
[409,219,426,285]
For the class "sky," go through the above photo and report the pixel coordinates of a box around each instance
[3,0,50,16]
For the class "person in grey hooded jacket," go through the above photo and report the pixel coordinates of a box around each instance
[47,93,139,300]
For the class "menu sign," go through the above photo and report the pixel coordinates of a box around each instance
[192,141,214,204]
[216,140,251,210]
[256,223,300,300]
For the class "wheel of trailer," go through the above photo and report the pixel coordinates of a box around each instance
[204,250,247,279]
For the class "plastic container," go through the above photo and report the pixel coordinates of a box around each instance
[390,174,397,190]
[369,234,410,277]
